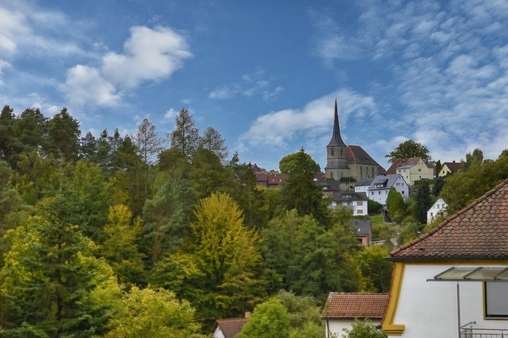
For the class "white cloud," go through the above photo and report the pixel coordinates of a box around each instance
[164,108,178,120]
[209,70,284,100]
[64,65,120,107]
[102,26,191,89]
[64,25,191,107]
[241,89,376,147]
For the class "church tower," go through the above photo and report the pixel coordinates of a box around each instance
[325,99,349,180]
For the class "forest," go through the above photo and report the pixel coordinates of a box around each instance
[1,105,507,337]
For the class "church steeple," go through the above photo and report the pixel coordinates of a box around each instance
[328,98,346,147]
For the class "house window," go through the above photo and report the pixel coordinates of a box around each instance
[357,201,364,206]
[485,282,508,318]
[357,209,363,214]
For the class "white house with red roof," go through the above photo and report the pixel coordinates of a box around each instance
[322,292,389,337]
[382,180,508,338]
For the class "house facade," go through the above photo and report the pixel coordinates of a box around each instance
[325,99,384,190]
[438,161,465,177]
[351,219,372,246]
[367,174,409,206]
[426,198,447,224]
[322,292,389,338]
[382,180,508,338]
[330,191,369,216]
[387,158,434,185]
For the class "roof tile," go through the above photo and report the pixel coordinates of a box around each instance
[322,293,389,319]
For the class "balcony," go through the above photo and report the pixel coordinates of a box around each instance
[461,323,508,338]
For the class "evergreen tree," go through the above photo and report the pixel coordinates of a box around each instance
[0,105,21,166]
[465,148,484,169]
[198,127,228,160]
[170,108,199,158]
[386,188,406,222]
[46,108,80,161]
[14,108,47,153]
[412,180,432,224]
[96,130,113,171]
[136,118,161,165]
[80,132,98,161]
[279,150,328,224]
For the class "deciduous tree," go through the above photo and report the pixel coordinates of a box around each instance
[386,140,429,162]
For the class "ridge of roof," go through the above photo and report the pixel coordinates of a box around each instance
[391,178,508,260]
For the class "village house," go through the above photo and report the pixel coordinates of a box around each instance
[330,191,369,216]
[438,161,465,177]
[351,219,372,246]
[250,164,283,188]
[213,317,249,338]
[382,180,508,338]
[325,99,384,190]
[367,174,409,206]
[387,158,434,186]
[426,197,447,224]
[322,292,389,337]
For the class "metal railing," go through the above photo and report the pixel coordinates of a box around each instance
[461,322,508,338]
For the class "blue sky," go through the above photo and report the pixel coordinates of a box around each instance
[1,0,508,169]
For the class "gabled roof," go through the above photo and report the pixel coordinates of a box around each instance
[352,219,372,237]
[369,174,405,190]
[332,191,368,203]
[322,292,389,320]
[442,161,465,173]
[392,179,508,261]
[216,318,248,338]
[386,157,430,174]
[346,145,385,172]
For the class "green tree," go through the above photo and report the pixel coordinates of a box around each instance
[345,320,387,338]
[105,287,203,338]
[46,108,80,161]
[101,204,145,284]
[170,108,199,158]
[189,148,229,200]
[412,180,432,224]
[262,210,359,298]
[0,105,22,166]
[80,132,98,161]
[279,150,328,224]
[238,299,290,338]
[465,148,484,169]
[14,108,47,155]
[386,188,406,223]
[199,127,228,160]
[356,246,392,292]
[0,200,119,337]
[275,291,323,338]
[386,140,429,162]
[152,193,264,323]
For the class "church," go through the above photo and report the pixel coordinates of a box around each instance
[325,99,384,187]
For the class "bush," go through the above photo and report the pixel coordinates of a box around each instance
[344,320,387,338]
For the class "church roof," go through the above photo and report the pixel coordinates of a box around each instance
[327,99,347,147]
[391,179,508,261]
[346,145,385,172]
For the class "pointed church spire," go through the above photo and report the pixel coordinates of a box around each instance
[328,98,346,147]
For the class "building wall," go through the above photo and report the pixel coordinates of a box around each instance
[388,263,508,338]
[427,198,447,224]
[213,327,225,338]
[396,160,434,185]
[352,200,368,216]
[438,165,452,177]
[354,185,369,195]
[349,163,377,183]
[326,319,381,338]
[368,188,389,205]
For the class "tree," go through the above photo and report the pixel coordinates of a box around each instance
[275,291,323,338]
[199,127,228,160]
[14,108,47,154]
[386,188,406,223]
[345,320,387,338]
[105,287,203,338]
[0,105,21,166]
[96,129,113,171]
[189,148,229,200]
[465,148,484,169]
[386,140,429,162]
[136,118,161,165]
[152,193,264,323]
[279,150,328,224]
[170,108,199,158]
[101,204,145,284]
[80,132,98,161]
[238,299,290,338]
[0,200,120,337]
[46,108,80,161]
[143,172,195,263]
[356,246,392,292]
[262,210,359,298]
[412,180,432,224]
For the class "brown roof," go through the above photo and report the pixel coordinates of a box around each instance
[322,292,389,320]
[442,161,465,173]
[216,318,248,338]
[392,179,508,261]
[386,157,423,174]
[346,145,385,174]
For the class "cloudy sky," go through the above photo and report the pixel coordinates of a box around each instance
[1,0,508,169]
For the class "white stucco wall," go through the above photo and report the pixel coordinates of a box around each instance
[427,198,447,224]
[325,319,381,338]
[389,264,508,338]
[354,185,369,195]
[213,327,225,338]
[352,200,368,216]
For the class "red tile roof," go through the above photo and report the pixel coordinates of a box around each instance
[346,145,385,174]
[216,318,248,338]
[386,157,431,174]
[322,292,389,319]
[392,179,508,261]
